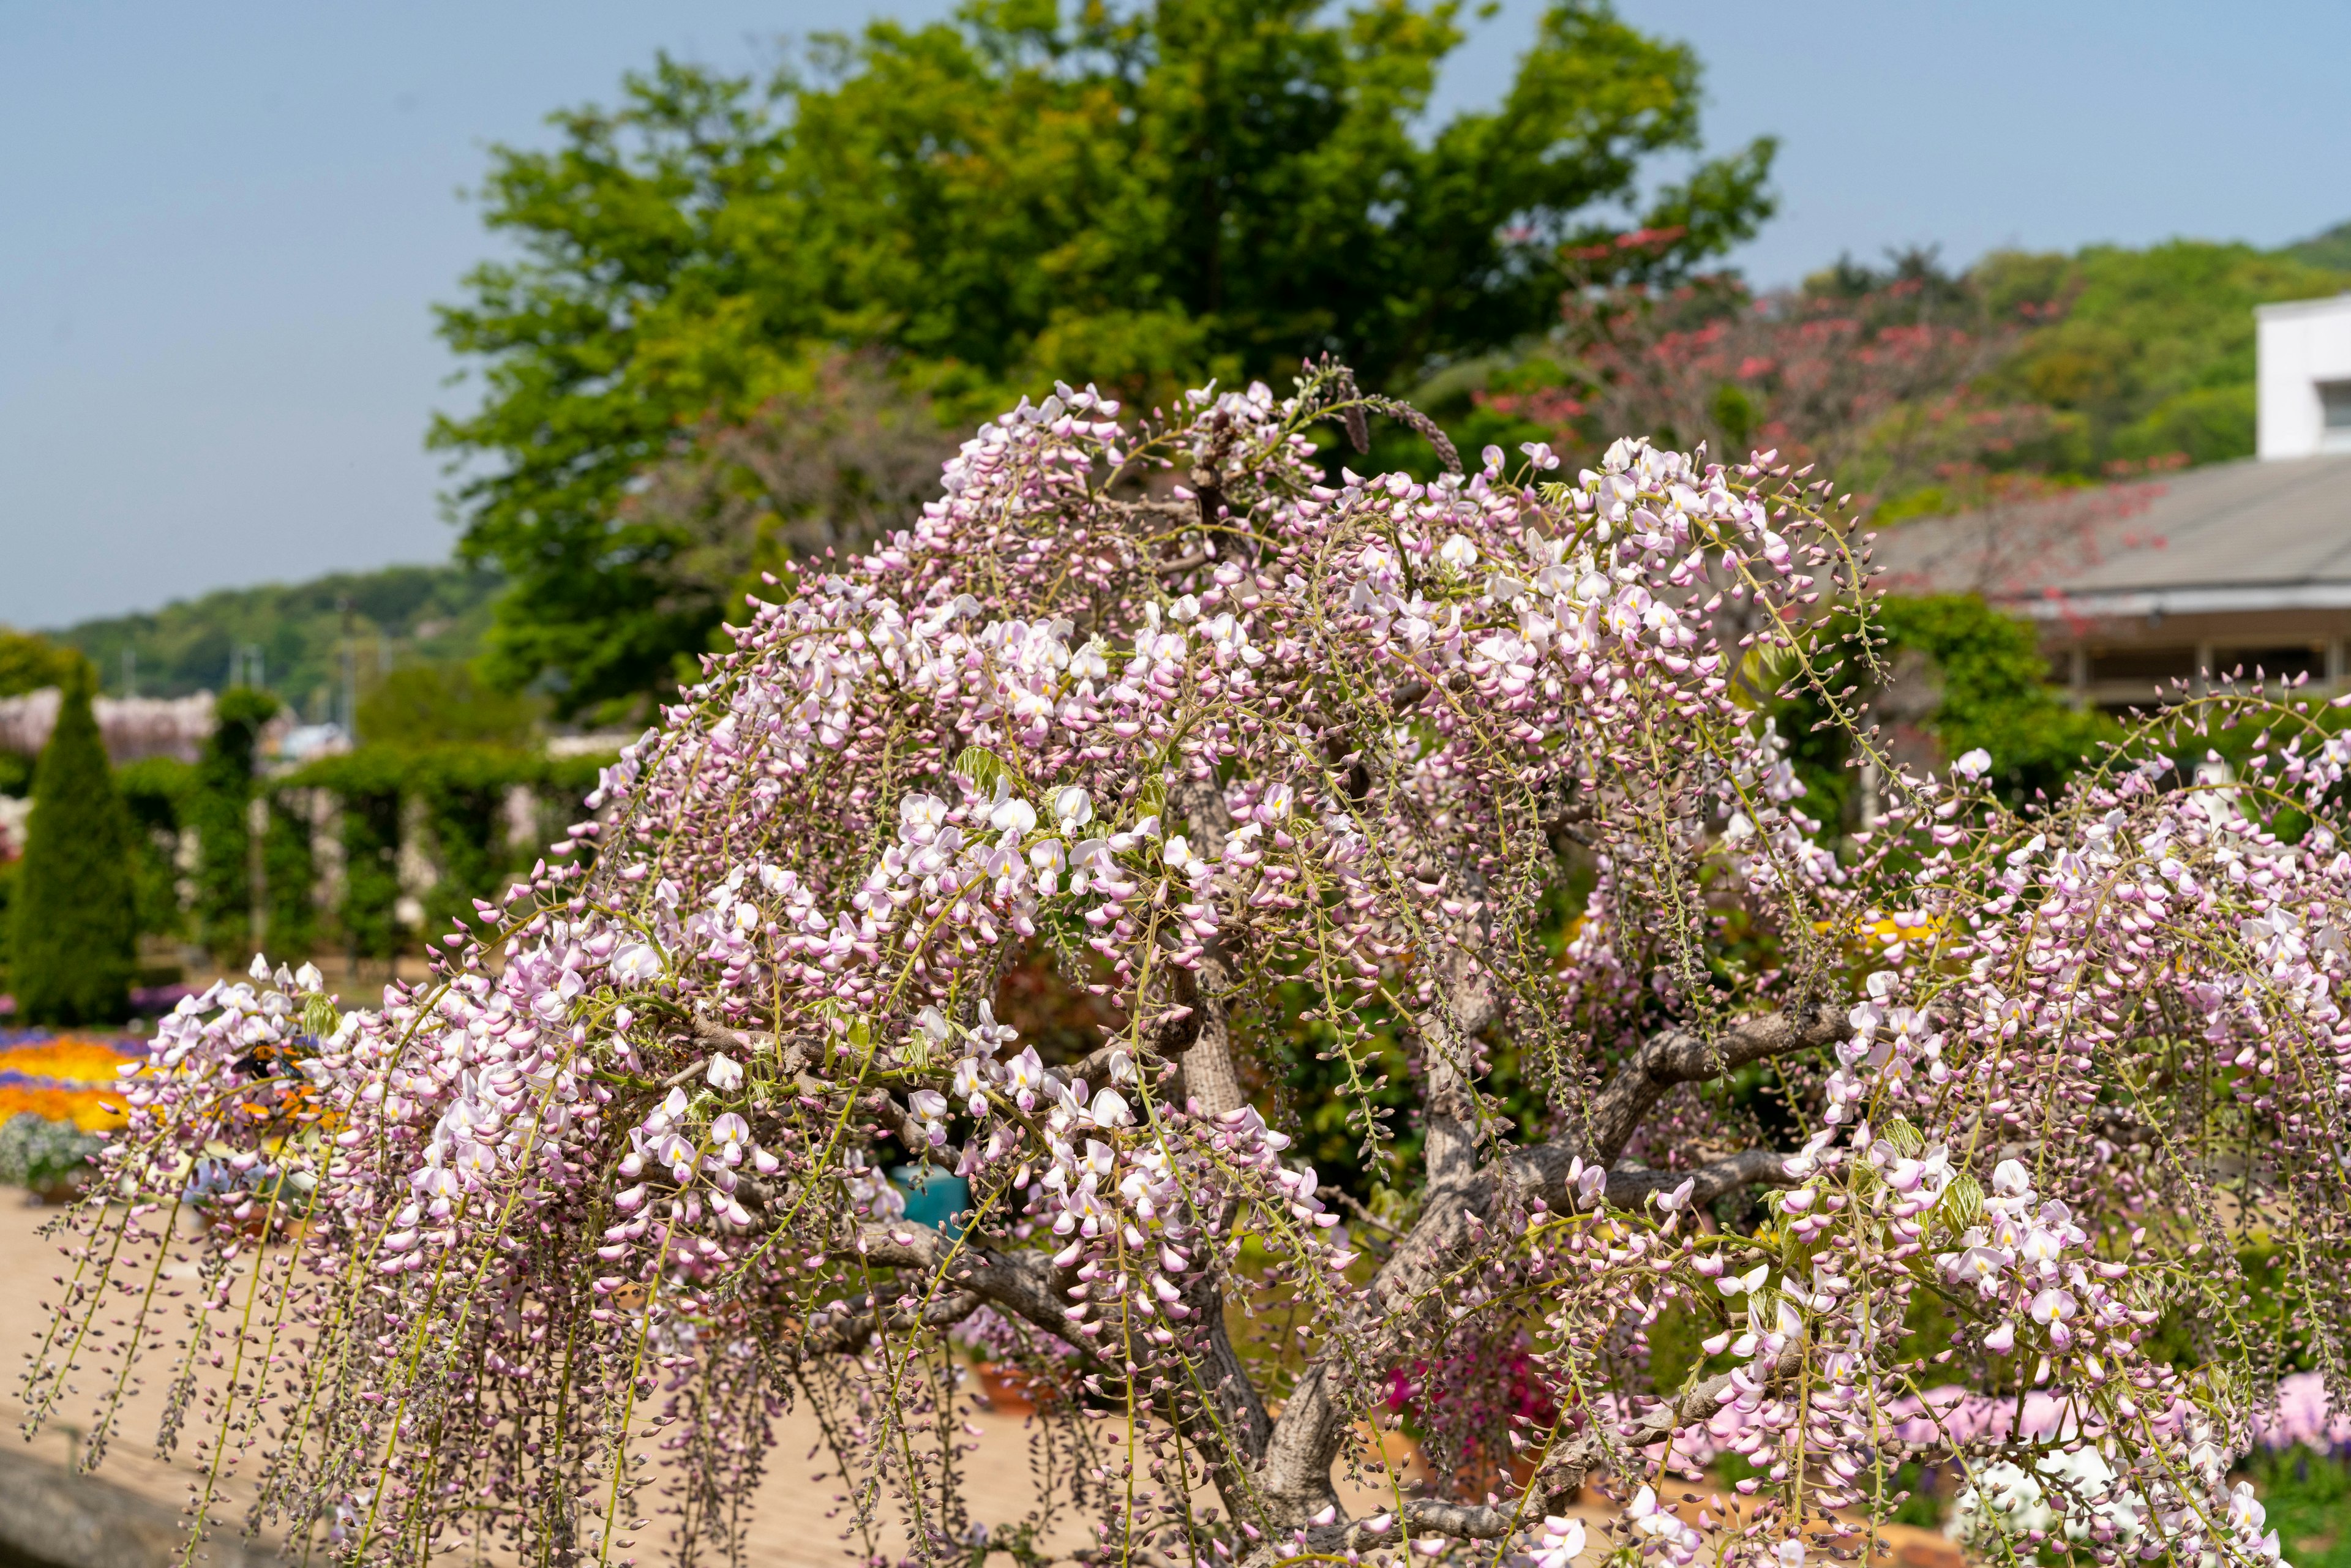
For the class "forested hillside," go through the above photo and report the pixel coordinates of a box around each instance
[46,565,501,719]
[2281,216,2351,272]
[1973,236,2350,472]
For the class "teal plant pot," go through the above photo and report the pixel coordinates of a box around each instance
[890,1165,969,1239]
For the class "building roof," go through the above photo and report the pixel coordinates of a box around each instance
[1871,454,2351,620]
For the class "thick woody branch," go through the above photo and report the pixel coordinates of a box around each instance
[1270,1498,1522,1566]
[1559,1342,1805,1477]
[800,1287,985,1357]
[689,1013,814,1078]
[1414,946,1502,1189]
[1249,943,1508,1517]
[1394,1348,1809,1547]
[1603,1147,1799,1211]
[1400,1500,1520,1539]
[1258,1007,1837,1522]
[1164,773,1248,1122]
[687,1014,939,1155]
[848,1220,1269,1519]
[847,1221,1077,1343]
[1583,1002,1846,1164]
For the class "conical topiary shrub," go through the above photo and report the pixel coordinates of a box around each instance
[12,667,136,1024]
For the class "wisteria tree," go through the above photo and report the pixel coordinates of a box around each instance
[26,369,2349,1568]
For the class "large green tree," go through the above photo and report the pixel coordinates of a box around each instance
[432,0,1773,713]
[11,670,137,1026]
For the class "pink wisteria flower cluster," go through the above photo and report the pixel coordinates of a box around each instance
[22,364,2350,1568]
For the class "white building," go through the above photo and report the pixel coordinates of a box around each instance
[2257,293,2351,458]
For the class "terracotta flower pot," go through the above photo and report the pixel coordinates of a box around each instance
[969,1359,1065,1418]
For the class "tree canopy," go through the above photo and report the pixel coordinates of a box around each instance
[354,662,539,749]
[40,371,2350,1568]
[0,628,91,699]
[1421,238,2351,527]
[430,0,1772,715]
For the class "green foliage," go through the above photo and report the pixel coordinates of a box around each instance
[261,795,318,961]
[407,748,521,936]
[2238,1449,2351,1568]
[117,757,195,943]
[0,752,31,799]
[1263,981,1416,1202]
[623,353,961,684]
[1875,596,2115,806]
[191,688,279,964]
[1974,239,2351,474]
[12,673,137,1025]
[0,629,90,697]
[431,0,1773,713]
[2280,216,2351,274]
[48,563,503,714]
[280,745,610,962]
[0,1113,104,1194]
[300,751,407,964]
[1773,596,2112,822]
[356,662,538,749]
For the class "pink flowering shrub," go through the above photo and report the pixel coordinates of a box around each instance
[22,364,2351,1568]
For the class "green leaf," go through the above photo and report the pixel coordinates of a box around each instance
[954,747,1007,792]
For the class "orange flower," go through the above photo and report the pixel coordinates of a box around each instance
[0,1033,145,1130]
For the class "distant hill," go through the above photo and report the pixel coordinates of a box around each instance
[1959,234,2351,477]
[2281,217,2351,274]
[45,565,501,723]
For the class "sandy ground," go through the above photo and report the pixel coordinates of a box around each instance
[0,1198,1450,1566]
[0,1198,1962,1567]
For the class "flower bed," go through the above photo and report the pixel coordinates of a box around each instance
[0,1030,144,1132]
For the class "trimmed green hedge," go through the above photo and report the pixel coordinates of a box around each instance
[118,757,196,944]
[0,725,612,1006]
[279,745,612,962]
[190,687,278,963]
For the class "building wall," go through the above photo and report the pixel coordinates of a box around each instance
[2032,608,2351,710]
[2257,294,2351,459]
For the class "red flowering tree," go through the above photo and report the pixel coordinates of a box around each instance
[1477,250,2051,510]
[28,368,2346,1568]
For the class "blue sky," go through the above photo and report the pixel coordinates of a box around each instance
[5,0,2347,628]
